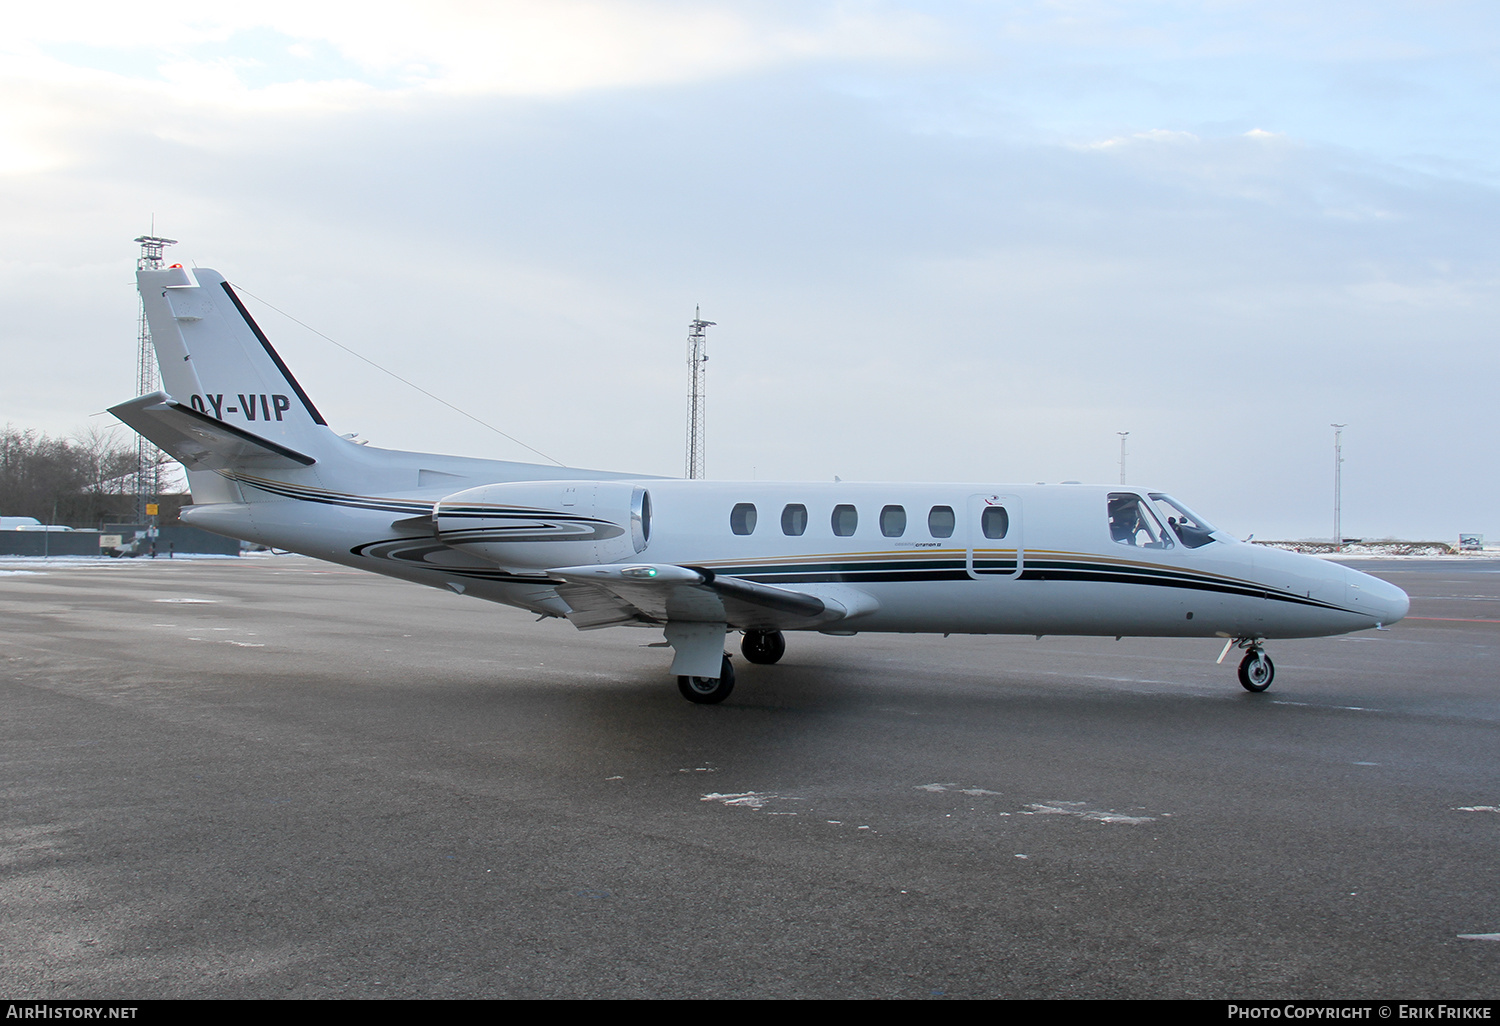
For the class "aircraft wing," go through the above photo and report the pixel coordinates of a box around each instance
[110,392,317,471]
[545,563,876,632]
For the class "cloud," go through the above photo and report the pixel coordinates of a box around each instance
[1080,128,1201,149]
[0,1,945,179]
[2,4,1498,538]
[2,1,942,104]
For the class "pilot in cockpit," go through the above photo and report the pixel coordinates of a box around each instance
[1108,495,1142,545]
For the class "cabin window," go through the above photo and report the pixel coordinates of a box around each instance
[928,505,955,539]
[1107,493,1173,549]
[831,504,858,537]
[730,502,758,536]
[980,505,1009,540]
[880,505,907,538]
[781,503,808,536]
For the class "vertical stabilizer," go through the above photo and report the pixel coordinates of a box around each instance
[138,266,332,462]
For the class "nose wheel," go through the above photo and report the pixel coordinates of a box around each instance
[1237,648,1275,692]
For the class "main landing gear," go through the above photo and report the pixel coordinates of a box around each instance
[675,633,783,704]
[741,630,786,665]
[678,653,735,704]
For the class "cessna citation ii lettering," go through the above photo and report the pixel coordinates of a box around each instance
[113,265,1409,704]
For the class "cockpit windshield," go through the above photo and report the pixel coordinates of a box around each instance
[1148,494,1218,549]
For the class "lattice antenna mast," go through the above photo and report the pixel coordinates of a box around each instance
[132,233,176,521]
[684,306,715,479]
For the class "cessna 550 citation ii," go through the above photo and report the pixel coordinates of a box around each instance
[112,264,1409,704]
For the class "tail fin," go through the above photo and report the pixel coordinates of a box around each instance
[119,264,587,505]
[135,266,332,459]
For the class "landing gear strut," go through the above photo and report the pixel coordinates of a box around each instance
[1237,647,1275,693]
[678,653,735,704]
[741,630,786,665]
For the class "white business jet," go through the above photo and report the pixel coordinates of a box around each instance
[112,265,1408,703]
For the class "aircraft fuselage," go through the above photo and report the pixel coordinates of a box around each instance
[182,474,1406,642]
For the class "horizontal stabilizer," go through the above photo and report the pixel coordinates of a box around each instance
[109,392,317,471]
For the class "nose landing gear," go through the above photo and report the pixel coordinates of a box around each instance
[1235,643,1275,693]
[1219,637,1275,692]
[1237,648,1275,692]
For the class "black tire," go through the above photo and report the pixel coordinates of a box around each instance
[1237,650,1275,693]
[740,630,786,665]
[678,653,735,704]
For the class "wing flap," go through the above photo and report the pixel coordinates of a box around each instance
[546,563,867,632]
[552,583,647,630]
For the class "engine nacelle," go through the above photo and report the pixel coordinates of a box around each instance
[434,480,652,569]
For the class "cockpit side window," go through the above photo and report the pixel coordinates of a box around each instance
[1149,494,1217,549]
[1107,493,1173,549]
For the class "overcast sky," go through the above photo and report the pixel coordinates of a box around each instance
[2,1,1496,540]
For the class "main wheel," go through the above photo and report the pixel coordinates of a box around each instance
[678,653,735,704]
[740,630,786,665]
[1237,650,1275,692]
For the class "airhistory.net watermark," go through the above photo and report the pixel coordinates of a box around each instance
[5,1007,137,1020]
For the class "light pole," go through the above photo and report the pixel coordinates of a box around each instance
[1117,432,1129,485]
[1331,424,1346,551]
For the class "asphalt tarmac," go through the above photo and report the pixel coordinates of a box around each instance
[2,554,1497,999]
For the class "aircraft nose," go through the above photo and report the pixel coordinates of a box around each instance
[1344,566,1409,626]
[1376,577,1411,625]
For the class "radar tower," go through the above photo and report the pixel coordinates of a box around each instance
[684,306,715,479]
[132,233,176,522]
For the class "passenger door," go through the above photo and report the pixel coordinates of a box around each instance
[967,493,1023,578]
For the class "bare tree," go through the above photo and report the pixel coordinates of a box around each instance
[0,424,141,527]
